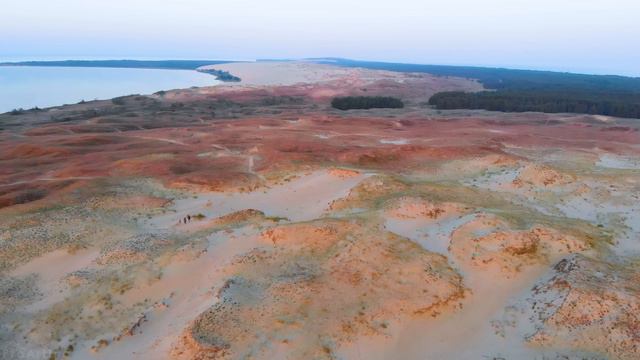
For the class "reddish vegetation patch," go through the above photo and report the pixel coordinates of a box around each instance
[2,67,639,189]
[2,143,71,159]
[386,197,468,220]
[513,164,575,187]
[2,100,638,211]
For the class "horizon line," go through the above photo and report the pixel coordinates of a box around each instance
[1,57,638,79]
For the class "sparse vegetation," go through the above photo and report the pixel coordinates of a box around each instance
[261,96,304,106]
[111,96,127,106]
[169,163,197,175]
[265,215,289,222]
[14,189,48,205]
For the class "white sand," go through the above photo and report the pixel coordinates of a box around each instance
[384,213,477,256]
[146,169,370,228]
[200,61,357,86]
[596,153,640,170]
[379,139,409,145]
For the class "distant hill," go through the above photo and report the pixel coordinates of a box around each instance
[313,58,640,119]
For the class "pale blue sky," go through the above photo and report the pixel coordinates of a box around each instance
[2,0,639,76]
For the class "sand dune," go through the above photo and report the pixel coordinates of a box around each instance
[1,61,639,359]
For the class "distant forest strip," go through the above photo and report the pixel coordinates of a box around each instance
[315,58,640,92]
[429,91,640,118]
[317,58,640,119]
[331,96,404,110]
[0,60,234,70]
[196,68,241,82]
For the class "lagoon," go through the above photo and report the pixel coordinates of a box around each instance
[0,66,220,113]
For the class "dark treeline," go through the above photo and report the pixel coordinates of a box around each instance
[0,60,234,70]
[331,96,404,110]
[196,69,241,82]
[429,91,640,118]
[316,58,640,119]
[315,58,640,93]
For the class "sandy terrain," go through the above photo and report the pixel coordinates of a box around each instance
[1,61,639,359]
[200,62,355,86]
[201,61,483,91]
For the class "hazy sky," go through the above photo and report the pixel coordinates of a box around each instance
[2,0,639,76]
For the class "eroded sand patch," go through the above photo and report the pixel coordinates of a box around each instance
[11,248,99,312]
[77,227,263,359]
[173,220,464,359]
[382,197,473,255]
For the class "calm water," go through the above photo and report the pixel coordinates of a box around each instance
[0,66,220,113]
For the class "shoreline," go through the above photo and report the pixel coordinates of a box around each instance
[0,66,226,114]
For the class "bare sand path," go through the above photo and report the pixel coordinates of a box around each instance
[11,248,100,313]
[145,169,370,229]
[74,227,263,359]
[385,265,550,359]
